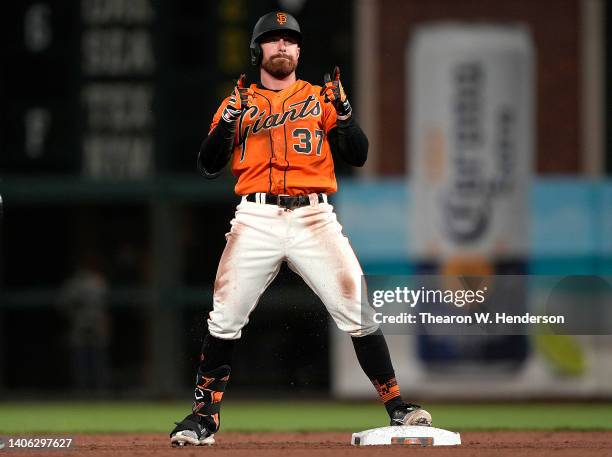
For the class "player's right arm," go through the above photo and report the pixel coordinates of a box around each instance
[197,75,254,178]
[197,100,236,178]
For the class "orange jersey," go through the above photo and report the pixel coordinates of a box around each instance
[209,79,338,196]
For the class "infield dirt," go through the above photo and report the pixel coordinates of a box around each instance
[7,431,612,456]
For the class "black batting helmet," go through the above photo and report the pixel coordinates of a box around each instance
[250,11,302,66]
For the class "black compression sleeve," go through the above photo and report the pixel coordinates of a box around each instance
[197,118,236,178]
[199,332,235,372]
[352,329,405,415]
[351,329,396,380]
[328,117,369,167]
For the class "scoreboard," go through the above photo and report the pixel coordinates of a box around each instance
[2,0,158,176]
[1,0,353,178]
[2,2,81,173]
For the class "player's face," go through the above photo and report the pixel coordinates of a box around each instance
[260,32,300,79]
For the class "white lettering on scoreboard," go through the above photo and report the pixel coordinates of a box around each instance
[80,0,156,179]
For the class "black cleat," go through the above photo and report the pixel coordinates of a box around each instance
[170,414,215,447]
[390,403,432,427]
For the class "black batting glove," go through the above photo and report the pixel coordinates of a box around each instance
[222,74,255,123]
[320,66,352,120]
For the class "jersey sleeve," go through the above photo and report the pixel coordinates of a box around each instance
[209,97,232,135]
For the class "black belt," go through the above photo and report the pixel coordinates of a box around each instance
[246,193,326,209]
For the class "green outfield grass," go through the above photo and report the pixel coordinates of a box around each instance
[0,401,611,434]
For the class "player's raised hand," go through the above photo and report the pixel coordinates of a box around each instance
[319,66,352,120]
[222,74,255,123]
[236,74,255,109]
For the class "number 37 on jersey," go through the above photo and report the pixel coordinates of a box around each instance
[209,80,339,195]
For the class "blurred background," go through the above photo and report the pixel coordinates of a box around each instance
[0,0,611,404]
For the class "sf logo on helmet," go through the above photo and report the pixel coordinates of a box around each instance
[276,12,287,24]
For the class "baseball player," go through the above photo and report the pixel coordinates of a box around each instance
[170,11,432,447]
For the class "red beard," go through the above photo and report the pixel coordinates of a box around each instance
[262,54,296,78]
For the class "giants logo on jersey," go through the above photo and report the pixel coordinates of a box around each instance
[237,94,322,161]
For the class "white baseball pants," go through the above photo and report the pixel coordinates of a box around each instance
[207,194,379,340]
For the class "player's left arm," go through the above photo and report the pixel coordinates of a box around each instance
[320,66,369,167]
